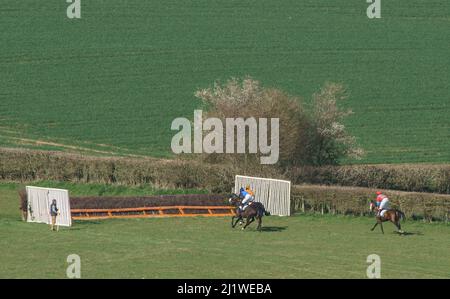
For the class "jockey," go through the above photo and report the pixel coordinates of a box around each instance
[240,185,255,211]
[239,187,247,200]
[375,191,390,218]
[245,185,254,197]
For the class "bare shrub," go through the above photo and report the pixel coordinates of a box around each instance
[195,77,307,168]
[308,82,364,165]
[194,77,363,168]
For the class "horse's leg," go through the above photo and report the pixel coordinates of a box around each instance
[257,216,262,231]
[242,217,250,230]
[396,212,404,233]
[393,217,403,234]
[371,222,378,231]
[397,221,403,232]
[380,222,384,234]
[231,216,235,228]
[242,217,255,230]
[232,216,241,228]
[239,215,244,226]
[394,221,403,233]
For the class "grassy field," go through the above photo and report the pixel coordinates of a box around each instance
[0,1,449,163]
[1,183,449,278]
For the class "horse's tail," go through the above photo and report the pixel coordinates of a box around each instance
[257,207,264,218]
[260,204,270,216]
[255,203,270,217]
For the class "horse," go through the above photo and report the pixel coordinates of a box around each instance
[228,193,270,231]
[369,199,406,234]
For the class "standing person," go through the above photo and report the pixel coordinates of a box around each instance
[50,199,59,231]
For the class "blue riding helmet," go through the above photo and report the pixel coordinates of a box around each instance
[239,187,248,199]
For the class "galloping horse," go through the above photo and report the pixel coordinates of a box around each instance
[229,193,270,231]
[369,199,405,234]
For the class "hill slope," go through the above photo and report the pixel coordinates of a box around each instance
[1,0,449,163]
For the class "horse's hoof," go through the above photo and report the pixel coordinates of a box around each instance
[241,227,245,230]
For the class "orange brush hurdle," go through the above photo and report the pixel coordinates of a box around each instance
[71,205,236,220]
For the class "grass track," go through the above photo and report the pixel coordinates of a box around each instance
[1,183,449,278]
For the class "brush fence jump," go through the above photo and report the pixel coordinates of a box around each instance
[26,186,72,227]
[72,206,235,220]
[234,175,291,216]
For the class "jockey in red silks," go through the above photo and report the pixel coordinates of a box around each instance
[375,191,390,218]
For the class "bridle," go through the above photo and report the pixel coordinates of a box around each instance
[229,194,242,207]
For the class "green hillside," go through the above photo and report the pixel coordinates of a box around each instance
[1,0,449,163]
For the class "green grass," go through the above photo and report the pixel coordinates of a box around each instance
[1,183,449,278]
[0,0,449,163]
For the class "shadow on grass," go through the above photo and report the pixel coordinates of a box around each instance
[396,231,423,236]
[232,225,287,232]
[73,220,103,226]
[259,226,288,232]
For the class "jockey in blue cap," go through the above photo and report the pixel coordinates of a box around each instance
[239,185,255,211]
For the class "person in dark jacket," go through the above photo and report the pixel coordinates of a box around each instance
[50,199,59,231]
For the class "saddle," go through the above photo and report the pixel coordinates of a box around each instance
[239,202,253,212]
[378,209,393,220]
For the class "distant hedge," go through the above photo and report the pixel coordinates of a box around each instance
[292,185,450,222]
[0,148,233,192]
[0,148,281,193]
[289,164,450,194]
[5,148,450,201]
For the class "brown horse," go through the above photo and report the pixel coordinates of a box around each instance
[369,200,406,234]
[229,193,270,231]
